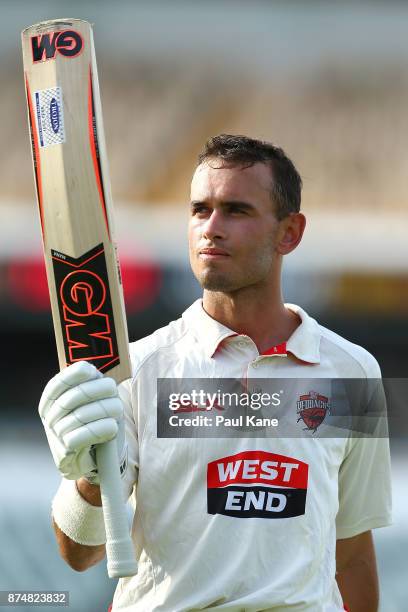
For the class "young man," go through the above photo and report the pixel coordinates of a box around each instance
[41,135,392,611]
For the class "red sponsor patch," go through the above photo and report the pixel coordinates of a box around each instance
[208,450,308,488]
[207,451,308,519]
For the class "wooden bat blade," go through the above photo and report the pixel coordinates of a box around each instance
[22,18,130,382]
[22,18,137,578]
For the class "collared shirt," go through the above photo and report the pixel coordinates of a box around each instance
[113,299,392,612]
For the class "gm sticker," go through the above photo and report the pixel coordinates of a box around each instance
[34,86,65,147]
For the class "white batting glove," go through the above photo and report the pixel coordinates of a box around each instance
[39,361,127,484]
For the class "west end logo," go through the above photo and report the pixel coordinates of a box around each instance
[207,451,308,519]
[297,390,331,433]
[31,30,84,62]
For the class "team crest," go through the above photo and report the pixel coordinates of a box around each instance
[296,391,331,433]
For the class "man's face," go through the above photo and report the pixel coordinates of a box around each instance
[189,160,282,293]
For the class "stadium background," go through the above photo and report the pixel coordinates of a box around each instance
[0,1,406,610]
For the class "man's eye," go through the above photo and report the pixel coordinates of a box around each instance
[192,205,209,215]
[229,206,247,215]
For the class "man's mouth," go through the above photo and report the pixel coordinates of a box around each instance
[199,247,229,257]
[199,248,230,259]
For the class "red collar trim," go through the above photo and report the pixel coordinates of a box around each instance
[213,338,289,358]
[261,341,287,356]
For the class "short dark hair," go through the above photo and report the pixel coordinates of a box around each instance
[197,134,302,219]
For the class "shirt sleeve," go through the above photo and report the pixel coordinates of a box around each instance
[118,377,139,501]
[336,376,393,540]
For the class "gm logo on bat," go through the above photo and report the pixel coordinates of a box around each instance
[31,29,83,63]
[51,243,120,374]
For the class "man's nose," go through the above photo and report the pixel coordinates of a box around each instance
[202,210,227,241]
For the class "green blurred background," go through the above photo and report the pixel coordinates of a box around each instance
[0,1,406,611]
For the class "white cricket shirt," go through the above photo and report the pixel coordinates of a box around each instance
[112,299,392,612]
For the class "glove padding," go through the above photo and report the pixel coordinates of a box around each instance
[39,361,126,483]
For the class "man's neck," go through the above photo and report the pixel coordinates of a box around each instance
[202,288,301,354]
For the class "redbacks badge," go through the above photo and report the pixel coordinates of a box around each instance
[297,390,330,433]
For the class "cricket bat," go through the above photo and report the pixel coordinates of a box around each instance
[21,18,138,578]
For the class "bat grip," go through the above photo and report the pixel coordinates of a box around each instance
[96,440,138,578]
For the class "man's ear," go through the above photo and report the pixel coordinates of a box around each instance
[276,213,306,255]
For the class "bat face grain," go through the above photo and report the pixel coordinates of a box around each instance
[22,19,131,382]
[22,19,137,578]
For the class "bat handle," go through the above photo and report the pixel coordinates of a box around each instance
[96,440,138,578]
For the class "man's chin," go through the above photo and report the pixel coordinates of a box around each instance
[198,273,239,292]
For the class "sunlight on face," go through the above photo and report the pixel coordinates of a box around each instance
[188,161,281,293]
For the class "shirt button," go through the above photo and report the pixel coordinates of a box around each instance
[252,362,259,368]
[238,341,246,348]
